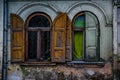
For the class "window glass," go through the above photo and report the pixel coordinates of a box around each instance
[41,31,50,61]
[29,15,50,27]
[74,31,83,60]
[28,31,37,59]
[27,12,51,61]
[73,12,99,61]
[74,14,85,28]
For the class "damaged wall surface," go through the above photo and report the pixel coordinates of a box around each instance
[7,62,112,80]
[0,0,114,80]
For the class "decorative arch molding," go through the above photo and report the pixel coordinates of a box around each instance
[16,2,58,21]
[66,1,109,25]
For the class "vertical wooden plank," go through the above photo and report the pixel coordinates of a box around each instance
[66,17,72,61]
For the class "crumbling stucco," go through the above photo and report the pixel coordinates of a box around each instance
[7,62,112,80]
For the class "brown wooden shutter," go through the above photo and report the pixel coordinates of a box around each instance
[11,14,24,62]
[52,12,67,62]
[66,16,72,61]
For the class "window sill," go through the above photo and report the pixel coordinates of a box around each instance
[67,61,105,67]
[19,62,56,66]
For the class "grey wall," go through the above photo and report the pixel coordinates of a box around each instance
[0,0,4,77]
[8,0,113,61]
[117,7,120,57]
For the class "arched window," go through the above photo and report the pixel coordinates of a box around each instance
[26,12,51,61]
[73,12,100,61]
[10,12,99,63]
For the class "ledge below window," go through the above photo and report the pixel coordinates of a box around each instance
[67,61,105,67]
[19,62,56,66]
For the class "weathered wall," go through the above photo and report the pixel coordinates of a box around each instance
[8,0,113,61]
[7,0,113,80]
[0,0,4,79]
[114,2,120,80]
[7,62,112,80]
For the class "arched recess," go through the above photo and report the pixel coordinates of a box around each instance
[67,1,112,60]
[72,11,100,61]
[66,1,109,27]
[16,2,58,21]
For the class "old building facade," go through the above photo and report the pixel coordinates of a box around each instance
[0,0,117,80]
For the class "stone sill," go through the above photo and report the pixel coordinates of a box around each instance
[19,62,56,66]
[67,61,105,67]
[12,61,105,67]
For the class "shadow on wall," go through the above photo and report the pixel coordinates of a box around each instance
[114,69,120,80]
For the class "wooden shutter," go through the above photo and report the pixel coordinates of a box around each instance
[85,12,98,61]
[66,16,72,61]
[52,12,67,62]
[11,14,24,62]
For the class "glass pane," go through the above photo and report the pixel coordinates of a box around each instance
[41,31,50,61]
[74,14,85,28]
[28,31,37,59]
[29,15,50,27]
[73,31,83,60]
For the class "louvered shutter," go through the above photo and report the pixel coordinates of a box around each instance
[11,14,24,62]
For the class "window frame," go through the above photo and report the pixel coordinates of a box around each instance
[11,12,102,65]
[25,12,52,62]
[72,12,86,61]
[72,11,100,62]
